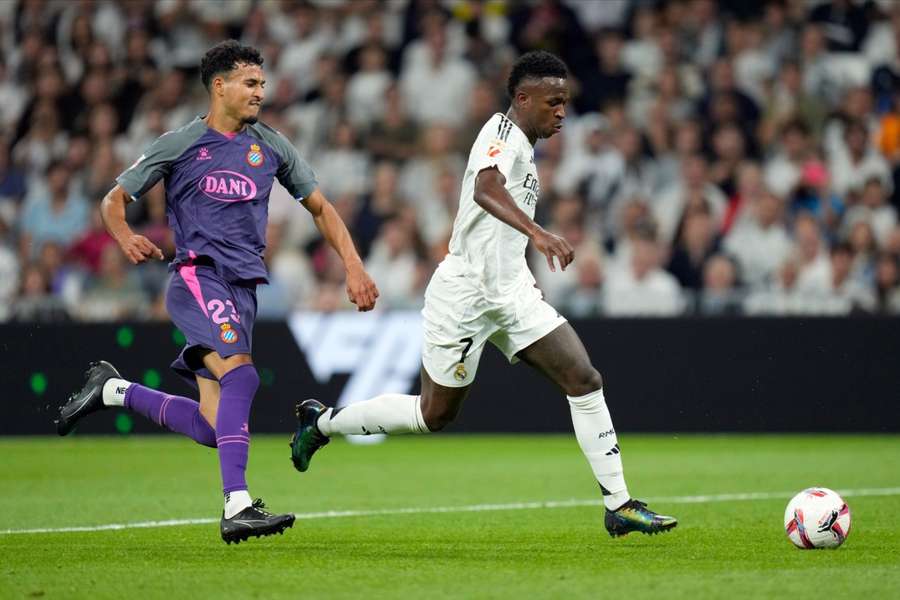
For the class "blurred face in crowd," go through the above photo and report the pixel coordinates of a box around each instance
[682,211,713,253]
[801,25,824,58]
[795,216,822,261]
[885,226,900,255]
[382,218,412,256]
[682,155,707,188]
[830,247,853,285]
[844,123,868,157]
[703,255,736,291]
[737,162,763,198]
[631,237,659,279]
[876,254,899,289]
[756,192,782,227]
[849,220,876,254]
[844,87,872,119]
[100,243,127,280]
[782,127,808,160]
[514,76,569,140]
[212,62,265,125]
[675,121,701,155]
[577,253,603,289]
[22,266,49,297]
[862,180,886,207]
[373,162,399,197]
[616,127,642,162]
[47,164,71,199]
[712,124,745,161]
[779,260,799,290]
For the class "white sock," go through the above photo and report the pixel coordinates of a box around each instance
[317,394,428,436]
[102,378,132,407]
[224,489,252,519]
[568,388,630,510]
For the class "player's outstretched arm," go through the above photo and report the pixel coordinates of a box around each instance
[474,167,574,272]
[302,188,379,311]
[100,185,164,265]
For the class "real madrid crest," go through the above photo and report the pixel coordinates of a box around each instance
[453,363,467,381]
[220,322,239,344]
[246,143,264,167]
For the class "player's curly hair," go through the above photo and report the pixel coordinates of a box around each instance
[506,50,568,99]
[200,40,264,90]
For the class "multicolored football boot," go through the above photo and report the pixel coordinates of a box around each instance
[289,399,330,472]
[605,499,678,537]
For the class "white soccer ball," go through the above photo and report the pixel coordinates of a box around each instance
[784,487,851,549]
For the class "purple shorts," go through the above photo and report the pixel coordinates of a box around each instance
[165,264,258,387]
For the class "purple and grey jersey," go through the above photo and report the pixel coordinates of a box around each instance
[116,116,317,283]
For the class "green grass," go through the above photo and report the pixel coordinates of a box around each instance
[2,434,899,599]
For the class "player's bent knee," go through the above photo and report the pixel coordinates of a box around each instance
[563,367,603,397]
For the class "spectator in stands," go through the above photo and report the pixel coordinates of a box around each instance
[315,121,370,198]
[363,212,424,309]
[366,83,420,162]
[0,217,19,321]
[820,242,876,314]
[794,213,832,294]
[11,263,69,322]
[400,10,475,126]
[654,154,727,246]
[844,177,898,244]
[0,141,27,226]
[724,190,793,287]
[744,258,804,315]
[346,43,392,128]
[18,160,88,260]
[604,223,684,316]
[846,217,879,286]
[666,202,721,291]
[829,120,892,202]
[874,252,900,314]
[698,253,742,316]
[75,242,150,321]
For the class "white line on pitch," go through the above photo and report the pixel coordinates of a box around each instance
[2,486,899,536]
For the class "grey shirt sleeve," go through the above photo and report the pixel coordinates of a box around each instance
[250,123,318,200]
[116,121,204,199]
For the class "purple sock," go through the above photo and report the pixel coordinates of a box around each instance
[124,385,217,448]
[215,364,259,494]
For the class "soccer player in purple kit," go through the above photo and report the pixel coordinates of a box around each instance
[55,41,379,544]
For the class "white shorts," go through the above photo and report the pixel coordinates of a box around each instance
[421,261,567,388]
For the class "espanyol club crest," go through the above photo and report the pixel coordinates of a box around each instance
[246,143,264,167]
[220,323,239,344]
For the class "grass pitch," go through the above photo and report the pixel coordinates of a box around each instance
[2,434,899,599]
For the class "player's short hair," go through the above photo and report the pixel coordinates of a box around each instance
[506,50,568,99]
[200,40,264,91]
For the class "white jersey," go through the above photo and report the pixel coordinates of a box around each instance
[446,112,538,300]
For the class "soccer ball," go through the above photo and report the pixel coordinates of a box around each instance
[784,487,851,549]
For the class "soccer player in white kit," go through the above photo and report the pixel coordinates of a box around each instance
[291,51,677,537]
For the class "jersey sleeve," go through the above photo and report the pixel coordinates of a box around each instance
[469,114,519,180]
[116,130,189,200]
[251,123,318,200]
[275,142,318,201]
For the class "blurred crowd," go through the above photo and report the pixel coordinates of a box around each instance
[3,0,900,322]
